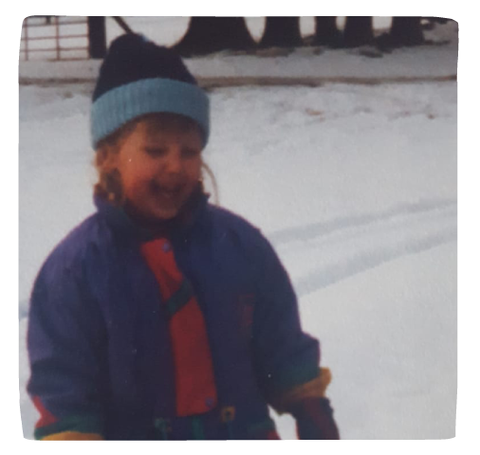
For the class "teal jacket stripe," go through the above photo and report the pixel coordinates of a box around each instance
[165,279,194,317]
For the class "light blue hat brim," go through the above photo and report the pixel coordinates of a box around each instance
[90,78,210,149]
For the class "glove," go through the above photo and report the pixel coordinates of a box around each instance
[287,396,340,440]
[268,367,340,440]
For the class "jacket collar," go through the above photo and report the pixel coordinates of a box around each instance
[94,186,210,243]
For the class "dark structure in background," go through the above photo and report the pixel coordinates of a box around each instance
[87,17,107,59]
[87,16,135,59]
[22,16,448,61]
[173,17,256,56]
[390,17,424,46]
[343,17,375,47]
[313,17,341,46]
[170,16,430,56]
[259,17,303,48]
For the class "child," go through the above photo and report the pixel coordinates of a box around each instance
[26,34,340,440]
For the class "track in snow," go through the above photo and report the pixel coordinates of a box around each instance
[268,199,457,296]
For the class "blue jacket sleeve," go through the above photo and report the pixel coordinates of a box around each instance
[26,252,107,440]
[251,234,320,404]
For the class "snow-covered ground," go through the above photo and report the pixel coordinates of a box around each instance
[19,18,457,440]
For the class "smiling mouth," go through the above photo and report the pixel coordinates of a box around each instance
[151,182,184,200]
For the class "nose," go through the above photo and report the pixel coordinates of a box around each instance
[164,148,183,175]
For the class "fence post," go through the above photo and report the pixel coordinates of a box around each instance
[88,16,107,59]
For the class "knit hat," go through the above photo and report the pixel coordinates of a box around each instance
[90,34,209,149]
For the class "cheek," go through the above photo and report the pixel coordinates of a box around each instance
[120,162,154,193]
[185,159,202,183]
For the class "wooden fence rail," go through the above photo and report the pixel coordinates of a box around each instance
[20,16,90,61]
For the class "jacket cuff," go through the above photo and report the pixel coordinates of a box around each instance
[269,367,332,414]
[41,431,104,440]
[34,413,104,441]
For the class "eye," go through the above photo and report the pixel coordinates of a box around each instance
[182,147,201,159]
[145,147,167,157]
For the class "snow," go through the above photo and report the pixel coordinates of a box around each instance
[18,18,457,440]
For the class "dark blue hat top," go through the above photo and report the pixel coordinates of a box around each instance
[90,34,209,148]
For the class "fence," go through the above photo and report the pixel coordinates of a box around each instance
[20,16,89,61]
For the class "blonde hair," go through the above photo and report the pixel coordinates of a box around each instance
[93,113,219,205]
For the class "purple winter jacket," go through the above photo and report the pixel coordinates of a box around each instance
[27,192,320,440]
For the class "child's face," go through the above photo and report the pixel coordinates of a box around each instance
[110,116,203,223]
